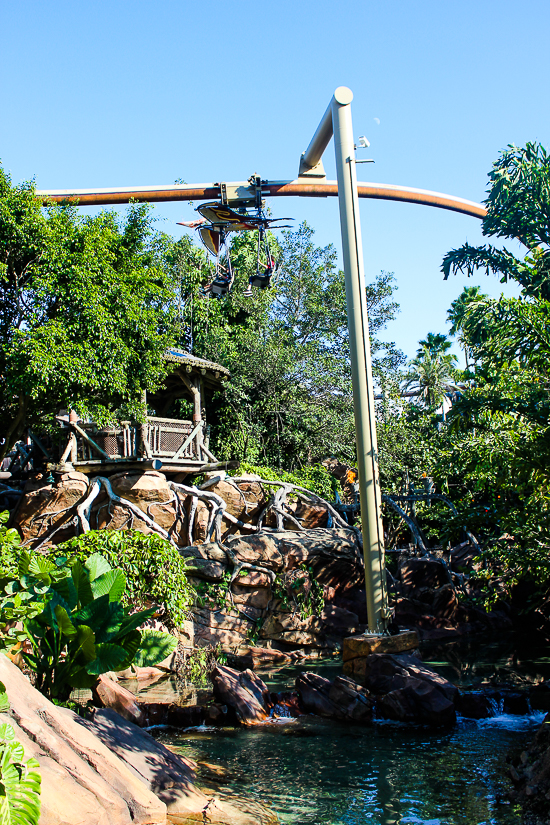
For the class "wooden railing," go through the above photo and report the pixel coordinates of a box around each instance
[76,417,216,464]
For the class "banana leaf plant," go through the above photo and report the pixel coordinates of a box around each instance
[0,681,41,825]
[0,551,177,700]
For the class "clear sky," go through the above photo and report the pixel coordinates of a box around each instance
[2,0,547,359]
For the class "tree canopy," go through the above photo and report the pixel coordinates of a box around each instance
[0,167,404,473]
[0,165,181,458]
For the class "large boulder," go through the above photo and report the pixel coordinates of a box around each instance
[180,542,229,581]
[185,529,365,655]
[0,654,278,825]
[210,665,273,724]
[224,533,285,573]
[97,471,177,533]
[92,674,146,726]
[13,471,89,545]
[296,672,373,721]
[260,611,330,649]
[207,477,266,524]
[193,608,256,648]
[398,557,452,594]
[360,652,457,726]
[508,711,550,821]
[87,708,277,824]
[0,654,165,825]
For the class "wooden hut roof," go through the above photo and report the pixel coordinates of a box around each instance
[164,349,230,378]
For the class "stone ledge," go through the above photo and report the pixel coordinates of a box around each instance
[342,630,419,663]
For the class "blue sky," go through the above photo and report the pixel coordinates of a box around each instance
[1,0,547,359]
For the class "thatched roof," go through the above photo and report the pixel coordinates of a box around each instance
[164,349,230,378]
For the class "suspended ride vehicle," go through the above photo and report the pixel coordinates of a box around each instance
[177,176,292,298]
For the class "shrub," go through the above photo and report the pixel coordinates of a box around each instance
[0,511,21,577]
[230,462,333,501]
[0,551,177,701]
[59,530,195,628]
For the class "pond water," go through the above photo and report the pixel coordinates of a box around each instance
[152,634,548,825]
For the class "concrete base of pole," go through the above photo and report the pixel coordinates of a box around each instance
[342,630,419,681]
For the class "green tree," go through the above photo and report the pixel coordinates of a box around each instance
[447,286,486,370]
[404,347,458,409]
[416,332,453,358]
[442,142,550,300]
[0,165,180,458]
[185,223,404,468]
[434,142,550,599]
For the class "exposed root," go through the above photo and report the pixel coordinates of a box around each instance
[22,471,361,556]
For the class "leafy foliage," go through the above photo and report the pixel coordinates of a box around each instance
[442,142,550,300]
[0,164,180,457]
[179,644,227,685]
[0,551,177,700]
[59,530,195,628]
[230,461,333,500]
[432,142,550,603]
[173,222,404,468]
[0,512,21,577]
[272,563,324,620]
[404,345,458,409]
[0,681,41,825]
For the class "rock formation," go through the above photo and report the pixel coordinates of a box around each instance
[0,654,277,824]
[295,672,373,721]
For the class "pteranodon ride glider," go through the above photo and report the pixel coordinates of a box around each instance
[177,200,292,297]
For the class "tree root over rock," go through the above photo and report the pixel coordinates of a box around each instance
[22,473,358,558]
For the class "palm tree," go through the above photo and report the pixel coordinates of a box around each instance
[447,286,486,370]
[416,332,453,359]
[404,346,458,410]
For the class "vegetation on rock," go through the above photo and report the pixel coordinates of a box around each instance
[60,529,195,628]
[0,548,177,700]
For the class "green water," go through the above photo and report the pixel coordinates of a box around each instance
[154,638,548,825]
[161,711,543,824]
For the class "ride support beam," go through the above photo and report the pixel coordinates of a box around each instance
[328,87,388,633]
[36,180,487,219]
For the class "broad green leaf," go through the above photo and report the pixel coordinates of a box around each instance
[75,625,96,661]
[84,553,112,582]
[95,602,125,642]
[90,569,126,603]
[73,593,110,627]
[17,551,32,577]
[85,643,129,675]
[133,629,177,668]
[0,683,9,713]
[50,574,77,612]
[69,560,93,606]
[116,607,156,639]
[66,668,97,690]
[4,529,21,547]
[115,630,142,671]
[28,555,56,578]
[53,606,76,638]
[0,724,42,825]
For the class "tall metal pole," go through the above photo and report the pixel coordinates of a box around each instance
[331,87,388,633]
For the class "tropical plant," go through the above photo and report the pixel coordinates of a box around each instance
[447,286,486,370]
[0,512,21,577]
[404,347,458,409]
[416,332,453,358]
[59,530,195,628]
[442,142,550,300]
[0,551,177,700]
[0,681,41,825]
